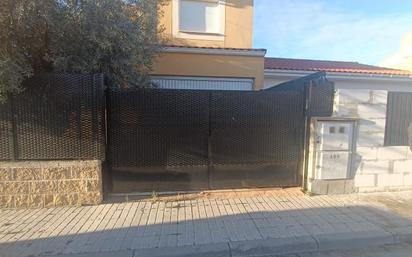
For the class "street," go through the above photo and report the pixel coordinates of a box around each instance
[270,242,412,257]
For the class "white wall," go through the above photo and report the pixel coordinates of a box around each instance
[264,77,290,88]
[333,85,412,192]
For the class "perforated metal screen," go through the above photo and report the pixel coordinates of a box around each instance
[0,74,105,160]
[210,90,303,165]
[308,77,335,117]
[108,89,210,167]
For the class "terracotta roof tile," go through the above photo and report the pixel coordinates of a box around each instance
[265,57,412,76]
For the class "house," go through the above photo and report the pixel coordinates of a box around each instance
[150,0,266,90]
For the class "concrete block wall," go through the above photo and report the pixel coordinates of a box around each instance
[0,160,103,208]
[334,88,412,193]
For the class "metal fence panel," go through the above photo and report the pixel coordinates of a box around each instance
[308,77,335,117]
[0,74,105,160]
[267,72,334,117]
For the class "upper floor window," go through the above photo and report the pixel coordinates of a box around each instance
[173,0,225,40]
[179,0,221,34]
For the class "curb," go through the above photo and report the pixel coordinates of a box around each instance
[44,250,134,257]
[229,236,317,257]
[42,230,411,257]
[313,230,395,252]
[387,226,412,244]
[134,243,230,257]
[229,230,397,256]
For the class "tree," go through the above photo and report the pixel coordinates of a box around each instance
[0,0,165,101]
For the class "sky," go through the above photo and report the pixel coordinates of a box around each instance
[253,0,412,66]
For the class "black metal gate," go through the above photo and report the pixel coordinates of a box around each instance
[107,73,334,193]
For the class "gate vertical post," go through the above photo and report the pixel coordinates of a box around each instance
[300,81,313,191]
[207,91,212,189]
[104,87,113,194]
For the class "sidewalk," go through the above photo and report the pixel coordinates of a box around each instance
[0,189,412,257]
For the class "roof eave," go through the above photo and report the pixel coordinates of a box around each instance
[264,69,412,82]
[161,46,267,57]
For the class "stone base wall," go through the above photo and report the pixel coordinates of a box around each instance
[0,160,103,208]
[309,88,412,195]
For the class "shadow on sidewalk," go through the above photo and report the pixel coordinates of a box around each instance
[0,202,411,257]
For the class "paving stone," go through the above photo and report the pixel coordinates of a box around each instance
[386,226,412,243]
[314,230,395,251]
[46,250,134,257]
[230,236,318,257]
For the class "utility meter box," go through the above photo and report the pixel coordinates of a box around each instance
[314,120,357,180]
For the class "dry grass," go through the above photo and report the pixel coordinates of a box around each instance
[146,187,305,203]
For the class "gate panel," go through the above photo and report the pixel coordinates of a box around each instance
[108,89,210,193]
[209,89,304,188]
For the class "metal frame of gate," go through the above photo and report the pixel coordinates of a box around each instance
[106,72,334,193]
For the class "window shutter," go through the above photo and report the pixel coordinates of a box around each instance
[180,0,221,33]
